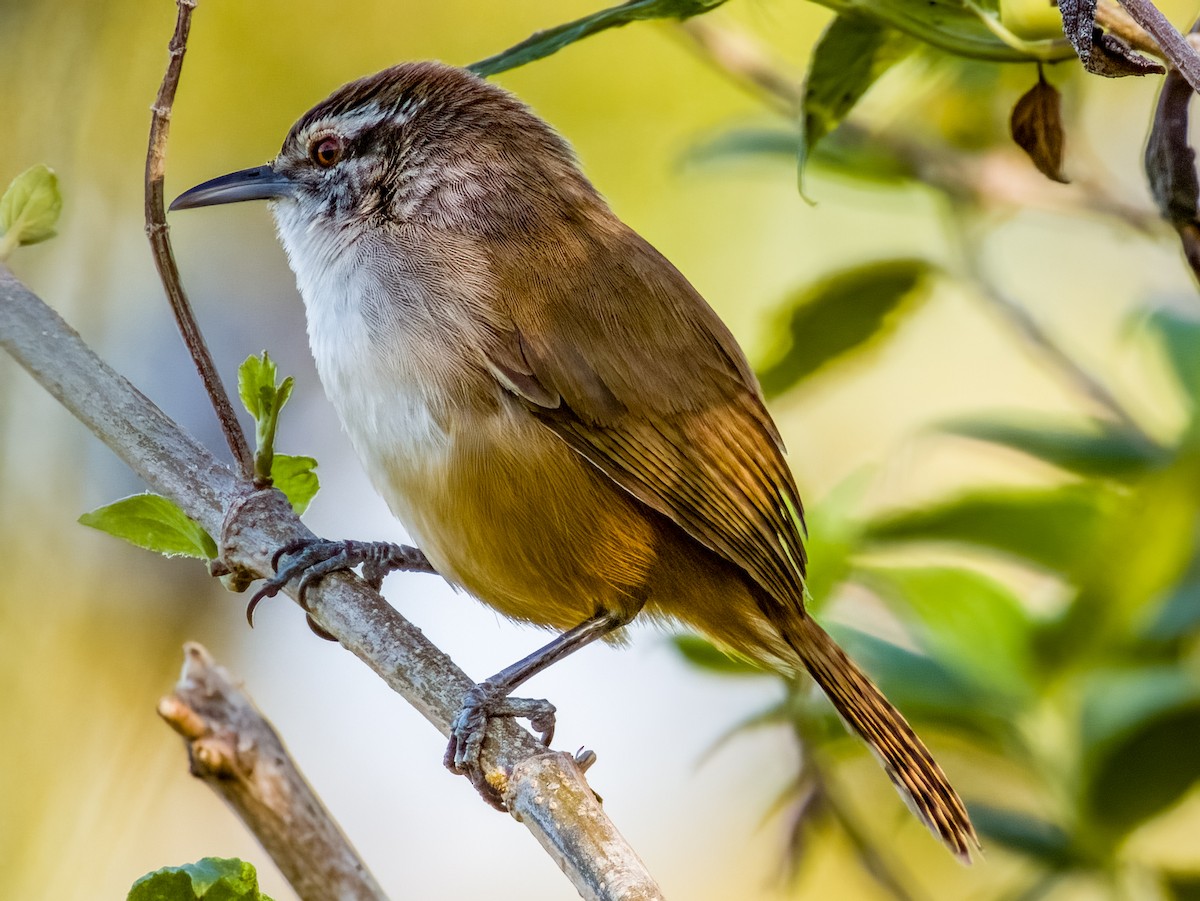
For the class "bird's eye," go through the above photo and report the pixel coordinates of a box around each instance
[310,135,343,168]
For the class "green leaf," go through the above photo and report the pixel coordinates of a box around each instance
[1081,668,1200,835]
[1165,873,1200,901]
[237,352,280,421]
[1146,308,1200,433]
[859,566,1034,700]
[802,468,873,612]
[1143,579,1200,641]
[1090,709,1200,832]
[863,485,1113,573]
[1081,667,1200,754]
[469,0,729,77]
[757,258,933,398]
[274,375,293,411]
[1041,453,1200,663]
[239,353,301,484]
[813,0,1073,62]
[800,16,918,178]
[128,857,273,901]
[670,634,768,676]
[1000,0,1069,39]
[682,125,916,187]
[808,127,918,185]
[943,415,1165,479]
[80,494,217,560]
[272,454,319,514]
[967,803,1077,867]
[0,164,62,257]
[680,127,800,171]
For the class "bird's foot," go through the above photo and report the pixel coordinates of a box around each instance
[444,681,557,810]
[246,538,432,628]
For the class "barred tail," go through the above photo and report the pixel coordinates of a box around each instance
[789,615,979,861]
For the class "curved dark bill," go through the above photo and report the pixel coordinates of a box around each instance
[169,164,295,211]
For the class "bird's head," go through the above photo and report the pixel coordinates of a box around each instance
[171,61,599,238]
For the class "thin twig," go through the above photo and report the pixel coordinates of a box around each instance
[159,643,386,901]
[0,264,665,901]
[144,0,254,478]
[1116,0,1200,92]
[948,208,1158,444]
[676,18,801,114]
[975,272,1152,439]
[784,716,920,901]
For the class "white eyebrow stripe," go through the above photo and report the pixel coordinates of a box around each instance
[306,99,421,143]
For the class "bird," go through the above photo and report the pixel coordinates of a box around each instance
[171,60,977,859]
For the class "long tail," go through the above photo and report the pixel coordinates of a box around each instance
[788,615,979,861]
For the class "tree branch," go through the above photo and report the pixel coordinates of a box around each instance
[144,0,254,478]
[159,642,386,901]
[949,218,1158,445]
[1096,0,1162,57]
[0,264,664,901]
[674,18,800,114]
[1116,0,1200,92]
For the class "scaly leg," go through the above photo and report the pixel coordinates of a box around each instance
[446,609,632,808]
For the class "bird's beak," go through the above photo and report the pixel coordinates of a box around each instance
[169,164,296,211]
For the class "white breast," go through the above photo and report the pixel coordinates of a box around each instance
[271,203,453,536]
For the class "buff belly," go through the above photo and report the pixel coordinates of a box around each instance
[359,401,662,631]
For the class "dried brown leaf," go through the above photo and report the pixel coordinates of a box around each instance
[1011,77,1069,183]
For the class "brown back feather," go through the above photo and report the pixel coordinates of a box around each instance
[480,218,809,612]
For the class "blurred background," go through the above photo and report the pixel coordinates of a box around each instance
[4,0,1200,898]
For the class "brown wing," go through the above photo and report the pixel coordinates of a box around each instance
[479,218,808,611]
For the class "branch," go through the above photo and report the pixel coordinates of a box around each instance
[1096,0,1162,57]
[158,643,386,901]
[1116,0,1200,92]
[674,18,800,114]
[0,264,664,901]
[950,222,1158,445]
[144,0,254,478]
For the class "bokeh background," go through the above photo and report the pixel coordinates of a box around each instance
[4,0,1200,898]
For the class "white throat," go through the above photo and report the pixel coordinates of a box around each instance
[269,199,453,532]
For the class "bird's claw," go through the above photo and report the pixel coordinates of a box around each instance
[245,538,431,627]
[246,538,351,625]
[444,682,556,809]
